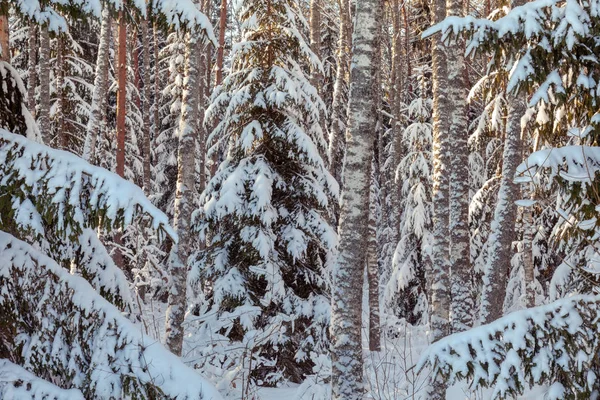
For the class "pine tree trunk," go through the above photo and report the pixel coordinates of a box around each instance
[480,96,525,323]
[427,0,452,394]
[83,8,111,162]
[331,0,382,398]
[153,20,160,158]
[164,36,200,356]
[39,26,51,141]
[114,9,127,272]
[328,0,351,207]
[27,24,37,118]
[141,16,152,194]
[391,0,403,241]
[0,13,8,61]
[446,0,473,333]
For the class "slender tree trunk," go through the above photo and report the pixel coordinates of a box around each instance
[114,8,128,272]
[427,0,452,394]
[27,24,37,118]
[367,153,381,352]
[328,0,351,206]
[522,188,535,308]
[39,26,51,141]
[153,20,160,158]
[83,8,111,162]
[391,0,403,241]
[116,9,127,178]
[216,0,227,86]
[480,0,528,323]
[480,96,525,323]
[56,34,68,150]
[165,35,200,356]
[331,0,382,398]
[0,13,8,61]
[141,15,152,194]
[309,0,322,92]
[446,0,473,333]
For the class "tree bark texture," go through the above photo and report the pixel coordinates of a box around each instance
[331,0,382,398]
[164,37,200,357]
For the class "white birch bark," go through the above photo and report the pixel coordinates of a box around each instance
[427,0,452,395]
[27,24,37,119]
[480,96,525,323]
[38,26,51,141]
[309,0,322,93]
[446,0,473,333]
[331,0,382,398]
[83,8,111,163]
[328,0,351,197]
[164,35,199,356]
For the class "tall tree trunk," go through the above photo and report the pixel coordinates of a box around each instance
[331,0,382,398]
[56,34,68,150]
[153,20,160,162]
[447,0,473,333]
[39,26,51,141]
[215,0,227,86]
[427,0,452,394]
[328,0,351,210]
[164,36,200,356]
[309,0,322,93]
[367,153,381,352]
[83,8,111,162]
[27,24,37,118]
[114,8,128,272]
[141,15,152,194]
[480,0,528,323]
[0,12,8,61]
[480,97,525,323]
[116,9,127,178]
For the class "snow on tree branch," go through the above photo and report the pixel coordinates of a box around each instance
[417,294,600,399]
[0,129,177,242]
[0,231,222,400]
[0,359,84,400]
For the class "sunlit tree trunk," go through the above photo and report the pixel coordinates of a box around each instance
[447,0,473,333]
[331,0,382,398]
[165,35,200,356]
[39,26,51,141]
[83,8,111,162]
[0,12,8,61]
[141,14,152,194]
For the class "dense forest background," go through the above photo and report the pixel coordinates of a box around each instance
[1,0,600,399]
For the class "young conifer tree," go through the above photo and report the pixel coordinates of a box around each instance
[194,0,337,384]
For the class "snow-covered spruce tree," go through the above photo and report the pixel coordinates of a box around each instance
[385,70,432,326]
[193,0,337,385]
[418,294,600,400]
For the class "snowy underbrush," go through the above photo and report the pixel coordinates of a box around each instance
[0,231,221,400]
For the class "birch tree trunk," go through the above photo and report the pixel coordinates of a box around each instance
[367,153,381,352]
[480,96,525,323]
[27,24,37,118]
[446,0,473,333]
[39,26,51,141]
[331,0,382,397]
[328,0,351,208]
[83,8,111,162]
[164,36,199,356]
[427,0,452,394]
[56,34,68,150]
